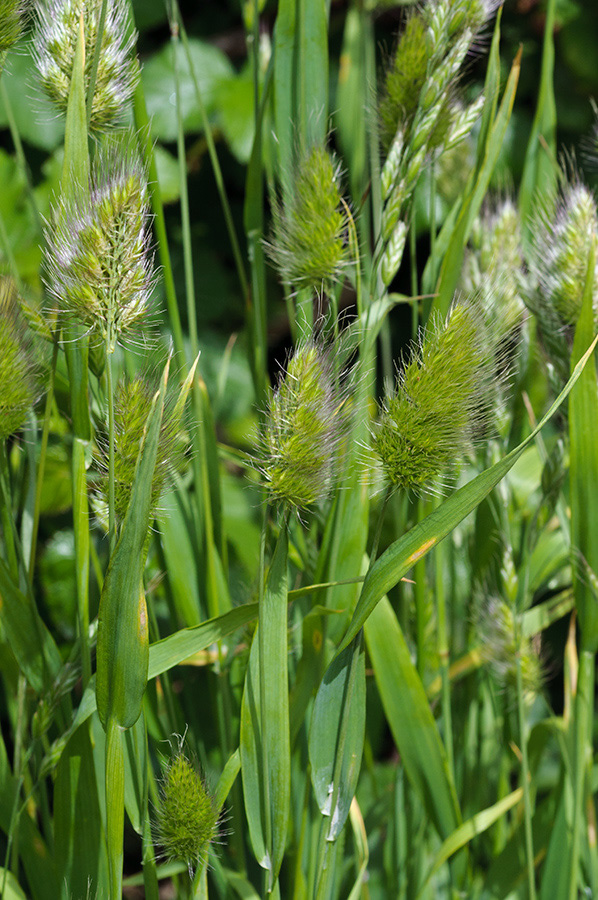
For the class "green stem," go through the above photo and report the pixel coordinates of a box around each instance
[435,535,454,780]
[106,349,116,555]
[0,441,18,577]
[170,9,198,361]
[85,0,109,129]
[257,503,273,867]
[105,716,125,900]
[28,340,59,587]
[569,649,595,900]
[515,634,536,900]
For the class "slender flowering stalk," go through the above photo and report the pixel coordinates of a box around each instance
[33,0,138,129]
[44,133,154,353]
[256,339,350,511]
[373,300,501,494]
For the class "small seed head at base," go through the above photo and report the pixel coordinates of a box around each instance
[44,133,153,352]
[34,0,138,129]
[154,750,219,877]
[0,280,40,442]
[373,300,497,494]
[268,145,349,292]
[258,340,348,511]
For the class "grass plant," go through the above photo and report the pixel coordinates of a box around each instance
[0,0,597,898]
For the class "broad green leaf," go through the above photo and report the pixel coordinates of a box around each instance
[240,527,290,890]
[0,869,27,900]
[0,557,62,692]
[518,0,558,231]
[570,246,598,651]
[215,748,241,813]
[338,334,598,654]
[157,487,202,627]
[365,597,461,841]
[141,39,234,142]
[96,364,168,729]
[418,788,524,894]
[54,721,108,899]
[309,635,366,841]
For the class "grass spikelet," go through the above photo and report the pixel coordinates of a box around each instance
[153,746,219,877]
[529,180,598,329]
[268,145,349,292]
[373,300,499,493]
[257,339,349,510]
[477,597,544,701]
[0,279,40,442]
[0,0,27,53]
[379,11,429,152]
[93,370,187,529]
[33,0,138,129]
[44,132,153,352]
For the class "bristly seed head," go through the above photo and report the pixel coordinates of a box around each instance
[153,748,219,878]
[44,133,154,352]
[268,145,349,292]
[257,339,349,510]
[373,300,500,494]
[93,370,188,530]
[529,180,598,329]
[0,0,27,53]
[33,0,138,129]
[477,597,543,701]
[0,280,41,442]
[379,11,429,152]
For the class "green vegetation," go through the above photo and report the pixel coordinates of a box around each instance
[0,0,598,897]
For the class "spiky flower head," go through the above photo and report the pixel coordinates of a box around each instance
[477,598,543,701]
[154,747,219,876]
[379,11,429,152]
[462,199,527,344]
[268,145,349,291]
[257,340,349,510]
[529,181,598,329]
[93,370,188,530]
[33,0,138,130]
[0,280,40,442]
[0,0,27,53]
[373,300,499,493]
[44,134,153,352]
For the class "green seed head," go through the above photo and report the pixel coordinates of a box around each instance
[94,371,186,530]
[44,134,153,352]
[0,281,40,442]
[0,0,27,53]
[268,145,349,291]
[373,301,497,493]
[34,0,138,129]
[463,199,527,343]
[478,598,543,701]
[154,750,219,876]
[531,181,598,328]
[379,12,429,152]
[258,340,348,510]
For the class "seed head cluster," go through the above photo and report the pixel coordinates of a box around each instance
[259,341,348,510]
[268,145,348,291]
[34,0,138,129]
[0,281,40,442]
[0,0,27,53]
[94,372,185,529]
[373,302,498,493]
[154,751,219,877]
[44,136,153,352]
[477,598,543,701]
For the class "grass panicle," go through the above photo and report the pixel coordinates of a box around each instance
[0,279,41,442]
[44,132,153,352]
[373,299,502,493]
[267,144,349,292]
[33,0,138,129]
